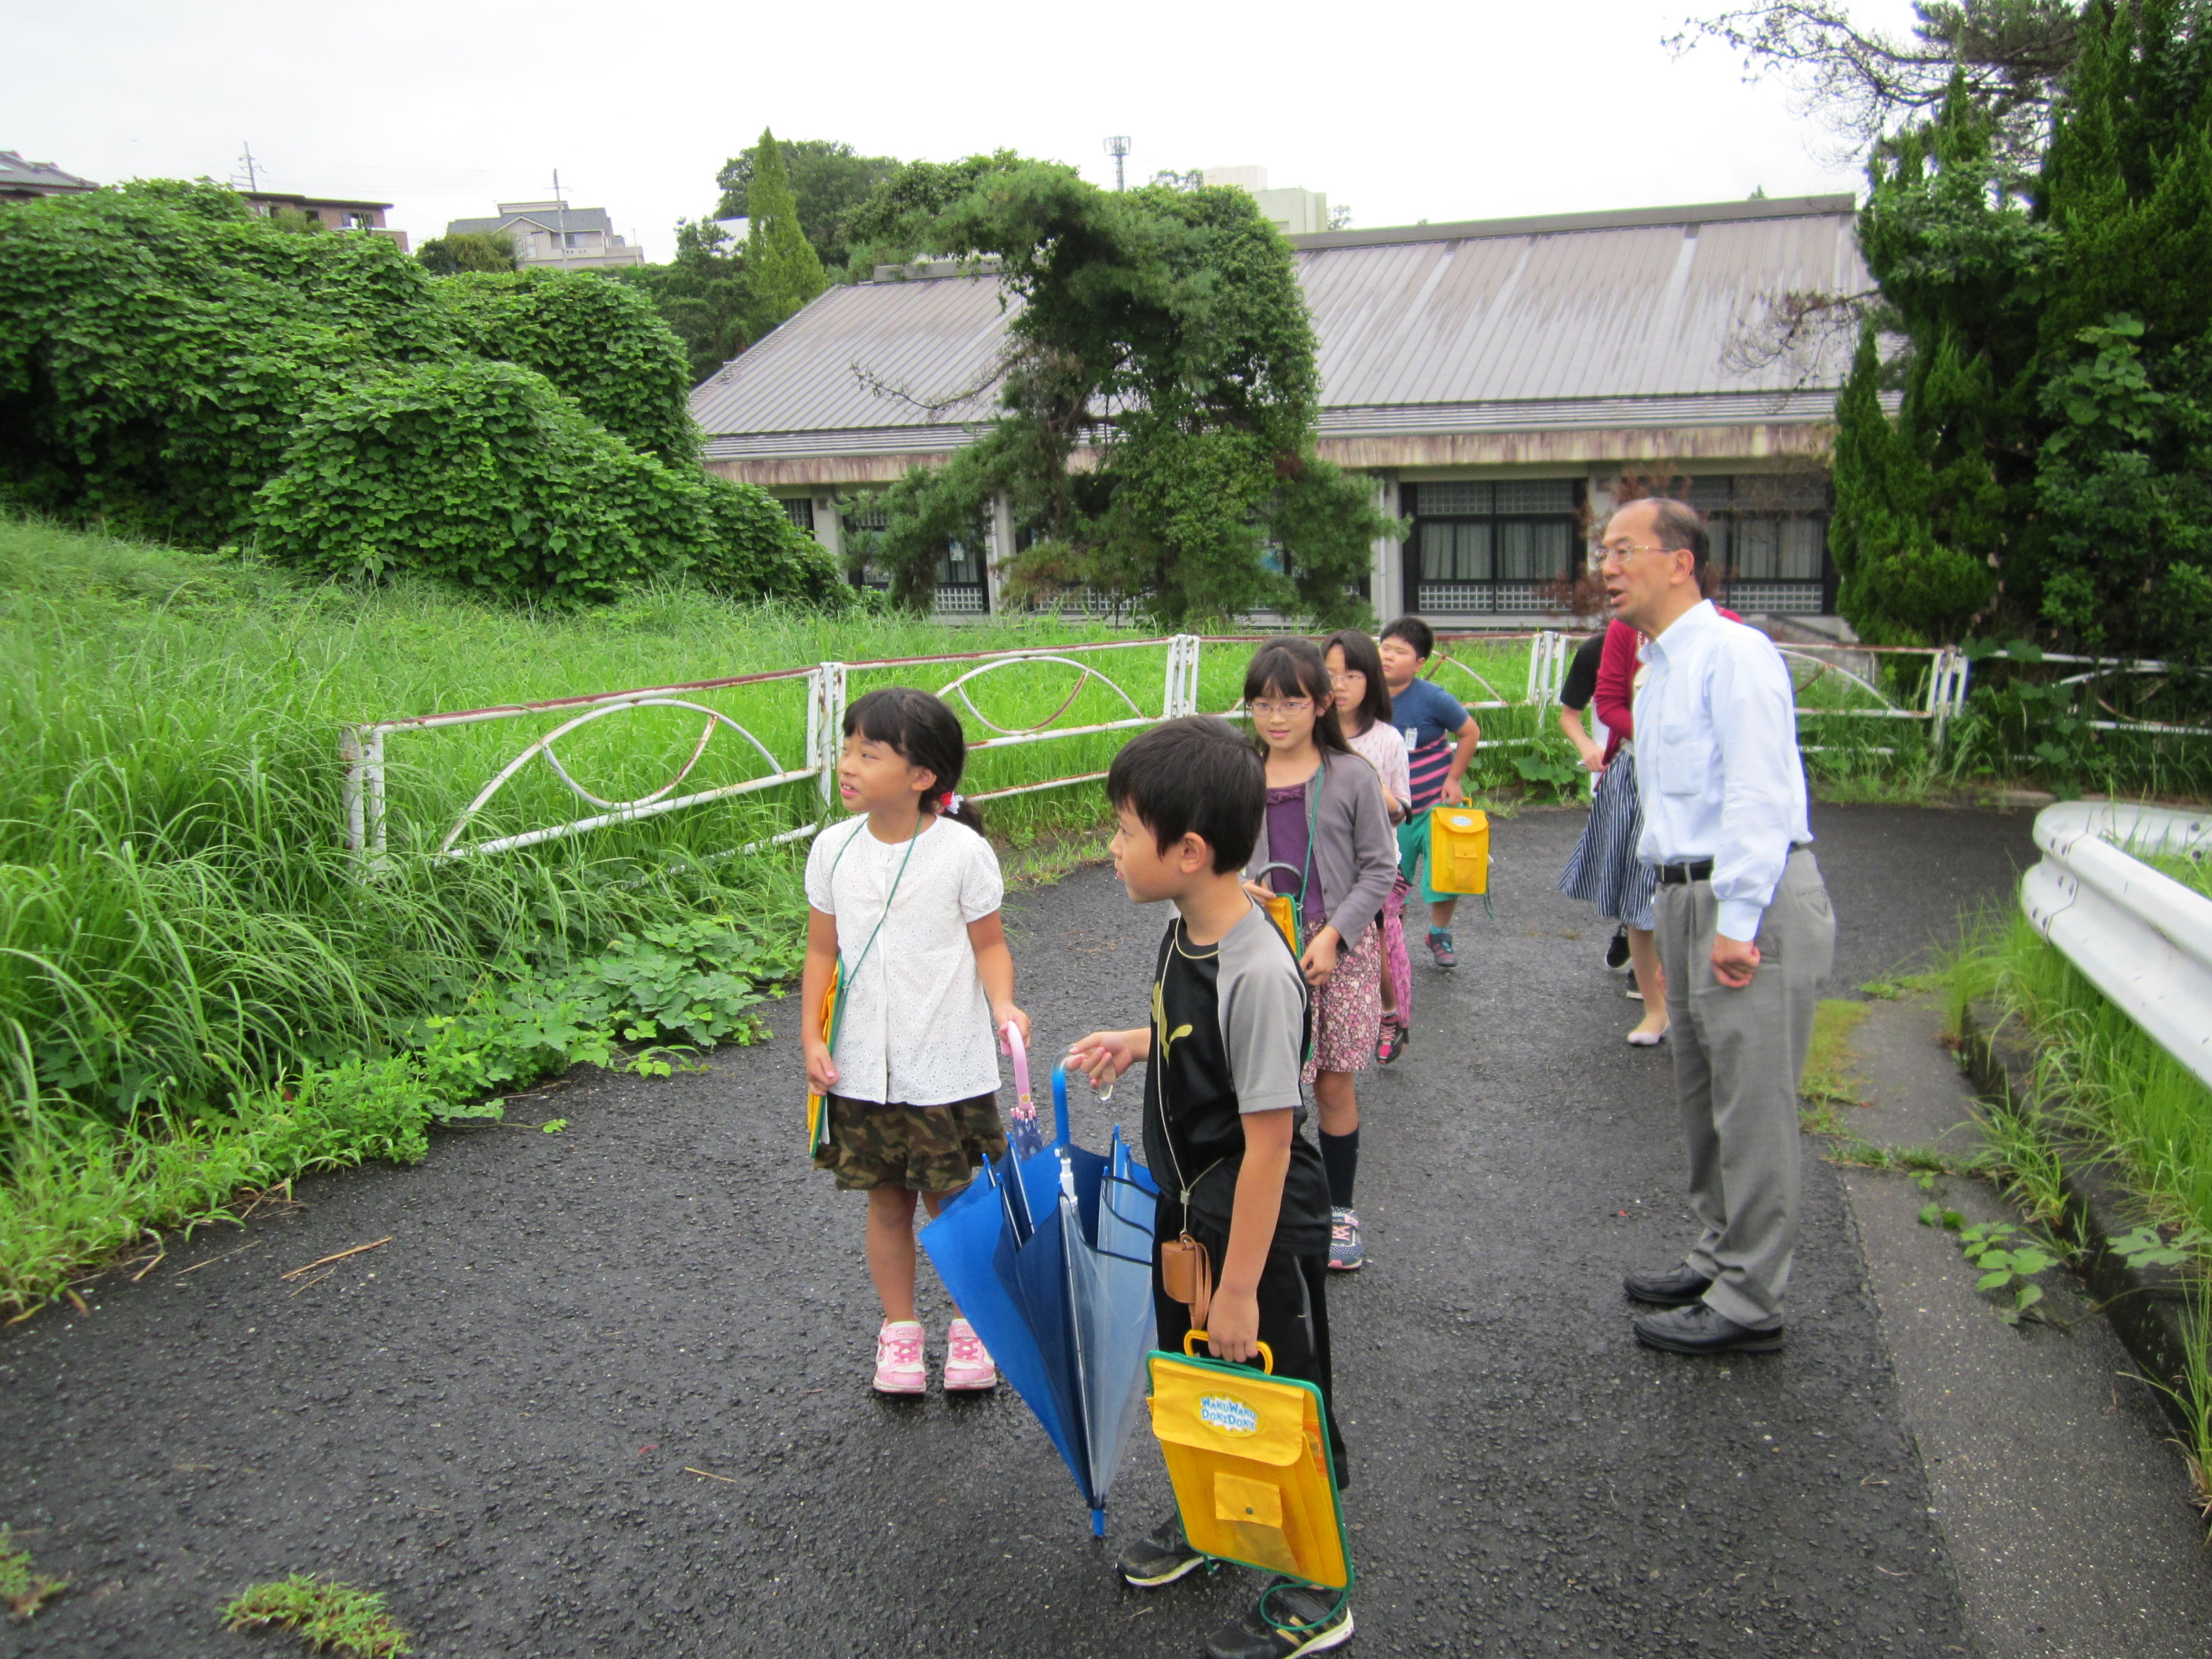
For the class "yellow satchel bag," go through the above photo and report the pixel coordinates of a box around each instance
[1426,804,1491,896]
[804,967,840,1157]
[1146,1331,1352,1598]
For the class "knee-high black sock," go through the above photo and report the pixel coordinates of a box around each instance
[1319,1128,1360,1210]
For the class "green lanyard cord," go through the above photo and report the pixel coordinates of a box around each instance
[822,816,925,1064]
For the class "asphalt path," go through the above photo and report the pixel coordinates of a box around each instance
[1,804,2042,1659]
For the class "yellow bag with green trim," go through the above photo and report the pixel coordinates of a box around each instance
[1145,1331,1352,1593]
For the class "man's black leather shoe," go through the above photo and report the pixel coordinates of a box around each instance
[1632,1303,1785,1354]
[1622,1263,1713,1306]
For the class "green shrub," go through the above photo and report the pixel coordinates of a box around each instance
[250,362,846,605]
[697,472,848,605]
[435,268,698,462]
[251,361,709,602]
[0,184,831,611]
[0,182,449,546]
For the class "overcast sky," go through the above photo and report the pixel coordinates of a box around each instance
[9,0,1921,262]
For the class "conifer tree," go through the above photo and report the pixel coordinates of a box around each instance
[1829,1,2212,657]
[2030,0,2212,656]
[745,130,829,324]
[1829,79,2038,642]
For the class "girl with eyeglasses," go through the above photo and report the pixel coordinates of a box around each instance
[1240,639,1401,1272]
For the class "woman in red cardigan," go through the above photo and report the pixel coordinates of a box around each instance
[1558,597,1744,1046]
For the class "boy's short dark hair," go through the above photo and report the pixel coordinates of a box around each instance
[1380,616,1435,659]
[1108,716,1263,873]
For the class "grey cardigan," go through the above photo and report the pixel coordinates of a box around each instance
[1245,751,1401,943]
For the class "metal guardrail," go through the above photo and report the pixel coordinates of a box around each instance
[2021,802,2212,1091]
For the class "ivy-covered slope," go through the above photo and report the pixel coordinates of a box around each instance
[0,181,844,606]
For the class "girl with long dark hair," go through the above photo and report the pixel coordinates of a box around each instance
[1240,639,1400,1272]
[1324,628,1414,1064]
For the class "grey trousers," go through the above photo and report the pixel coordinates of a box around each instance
[1653,848,1836,1329]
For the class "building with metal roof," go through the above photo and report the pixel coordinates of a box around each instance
[691,194,1867,620]
[445,200,643,270]
[0,152,99,200]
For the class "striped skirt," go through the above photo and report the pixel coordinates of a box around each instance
[1556,745,1657,930]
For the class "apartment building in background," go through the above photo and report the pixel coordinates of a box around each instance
[445,200,644,270]
[244,192,409,251]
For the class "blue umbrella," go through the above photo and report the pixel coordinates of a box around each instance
[922,1060,1159,1535]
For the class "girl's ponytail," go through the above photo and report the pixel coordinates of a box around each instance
[843,686,985,834]
[933,789,987,835]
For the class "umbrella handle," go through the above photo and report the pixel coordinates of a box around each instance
[1049,1062,1072,1148]
[1182,1330,1275,1375]
[1004,1020,1033,1112]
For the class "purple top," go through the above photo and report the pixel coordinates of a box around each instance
[1263,781,1324,926]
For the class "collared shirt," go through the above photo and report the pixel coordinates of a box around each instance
[1632,600,1812,941]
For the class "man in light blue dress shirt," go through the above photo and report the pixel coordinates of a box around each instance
[1601,497,1837,1356]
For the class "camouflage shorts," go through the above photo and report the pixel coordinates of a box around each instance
[813,1091,1007,1193]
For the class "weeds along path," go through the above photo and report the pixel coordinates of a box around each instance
[3,806,2038,1659]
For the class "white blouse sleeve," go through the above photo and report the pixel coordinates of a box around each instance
[804,822,848,914]
[958,831,1006,923]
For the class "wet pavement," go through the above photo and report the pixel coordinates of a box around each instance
[1,804,2088,1659]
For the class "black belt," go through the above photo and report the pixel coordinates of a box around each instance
[1655,845,1811,886]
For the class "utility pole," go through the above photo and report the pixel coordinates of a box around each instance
[238,141,260,195]
[551,169,569,269]
[1104,136,1131,192]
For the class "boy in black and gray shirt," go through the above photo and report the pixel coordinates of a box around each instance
[1069,716,1353,1659]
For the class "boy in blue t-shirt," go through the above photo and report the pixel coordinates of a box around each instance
[1378,617,1481,969]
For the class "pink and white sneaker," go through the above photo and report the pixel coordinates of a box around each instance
[942,1317,998,1391]
[873,1320,926,1394]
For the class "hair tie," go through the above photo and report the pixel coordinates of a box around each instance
[944,791,963,811]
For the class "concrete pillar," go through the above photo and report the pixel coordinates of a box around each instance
[1369,471,1403,621]
[987,492,1016,613]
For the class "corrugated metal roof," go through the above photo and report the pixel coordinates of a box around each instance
[688,273,1013,438]
[688,198,1867,447]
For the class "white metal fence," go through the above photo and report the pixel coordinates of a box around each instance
[339,631,1976,868]
[2021,801,2212,1090]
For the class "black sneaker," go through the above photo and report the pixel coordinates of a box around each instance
[1117,1513,1207,1588]
[1205,1580,1354,1658]
[1605,925,1631,971]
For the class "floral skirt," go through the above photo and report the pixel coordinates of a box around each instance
[1305,922,1382,1082]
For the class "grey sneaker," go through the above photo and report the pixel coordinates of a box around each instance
[1118,1513,1208,1588]
[1328,1207,1365,1272]
[1426,928,1456,969]
[1204,1580,1355,1658]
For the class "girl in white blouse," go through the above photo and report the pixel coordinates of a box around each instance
[800,688,1030,1397]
